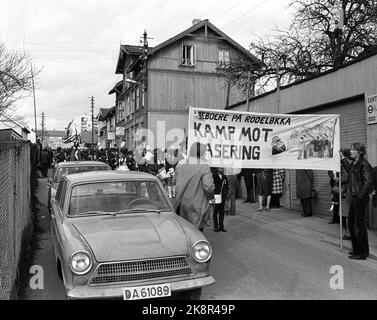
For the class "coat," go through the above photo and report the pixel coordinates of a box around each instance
[213,173,228,204]
[296,169,314,199]
[40,150,50,166]
[345,158,373,201]
[272,169,285,195]
[173,157,215,229]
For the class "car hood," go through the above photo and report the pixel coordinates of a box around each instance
[71,213,189,262]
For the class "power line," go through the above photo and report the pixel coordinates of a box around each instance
[154,2,192,36]
[198,0,226,18]
[212,0,246,22]
[222,0,270,28]
[173,0,210,31]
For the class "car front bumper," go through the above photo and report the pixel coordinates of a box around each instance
[66,276,215,299]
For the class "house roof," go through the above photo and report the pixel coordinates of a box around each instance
[115,19,260,74]
[103,106,116,120]
[150,19,260,64]
[108,80,123,95]
[97,108,110,121]
[115,45,154,74]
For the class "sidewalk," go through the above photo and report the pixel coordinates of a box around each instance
[233,199,377,260]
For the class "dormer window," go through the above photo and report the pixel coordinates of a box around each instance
[218,48,230,68]
[182,44,196,66]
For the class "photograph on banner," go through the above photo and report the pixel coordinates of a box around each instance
[187,107,340,171]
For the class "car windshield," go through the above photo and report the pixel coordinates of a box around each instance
[68,180,171,216]
[53,165,110,183]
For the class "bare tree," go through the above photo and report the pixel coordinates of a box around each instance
[225,0,377,95]
[0,41,35,119]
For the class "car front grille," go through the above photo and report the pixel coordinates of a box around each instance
[90,256,192,285]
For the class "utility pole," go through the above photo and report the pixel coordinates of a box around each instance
[31,64,38,138]
[89,96,95,144]
[41,112,46,144]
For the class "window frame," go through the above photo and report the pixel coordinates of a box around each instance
[66,180,172,217]
[217,48,230,68]
[181,44,196,66]
[135,86,140,110]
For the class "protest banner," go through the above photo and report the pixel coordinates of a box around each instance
[187,107,340,171]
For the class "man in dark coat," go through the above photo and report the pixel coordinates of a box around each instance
[212,167,228,232]
[40,148,50,177]
[296,169,314,217]
[241,168,258,203]
[342,143,373,260]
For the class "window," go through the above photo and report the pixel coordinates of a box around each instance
[182,44,196,66]
[218,48,230,68]
[60,181,67,211]
[141,87,145,108]
[121,101,126,120]
[117,101,124,121]
[131,90,135,114]
[67,181,171,216]
[135,86,140,110]
[126,95,130,118]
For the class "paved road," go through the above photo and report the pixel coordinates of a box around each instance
[202,204,377,299]
[24,174,377,300]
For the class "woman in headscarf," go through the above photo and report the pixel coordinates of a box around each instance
[173,142,214,231]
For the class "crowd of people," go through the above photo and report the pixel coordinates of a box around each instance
[38,137,376,261]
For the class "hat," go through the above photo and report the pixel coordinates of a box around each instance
[271,136,281,144]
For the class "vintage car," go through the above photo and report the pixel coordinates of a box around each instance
[47,161,111,212]
[50,171,215,300]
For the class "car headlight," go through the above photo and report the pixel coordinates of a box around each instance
[192,241,212,263]
[69,251,92,275]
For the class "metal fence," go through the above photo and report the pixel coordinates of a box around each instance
[0,141,32,300]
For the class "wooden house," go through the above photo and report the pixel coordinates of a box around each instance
[110,19,259,150]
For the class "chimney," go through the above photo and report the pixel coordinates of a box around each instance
[192,19,202,25]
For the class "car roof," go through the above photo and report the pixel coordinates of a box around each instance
[56,161,110,168]
[63,170,158,184]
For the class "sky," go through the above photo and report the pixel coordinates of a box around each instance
[0,0,295,131]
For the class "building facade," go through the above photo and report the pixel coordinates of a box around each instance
[97,107,116,148]
[228,51,377,229]
[110,19,259,150]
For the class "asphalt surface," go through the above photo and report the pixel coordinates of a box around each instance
[23,172,377,300]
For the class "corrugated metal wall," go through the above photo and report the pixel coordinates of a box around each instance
[289,97,367,216]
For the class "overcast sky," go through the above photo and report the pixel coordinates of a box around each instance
[0,0,294,131]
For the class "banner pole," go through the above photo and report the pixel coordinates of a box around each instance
[339,159,343,251]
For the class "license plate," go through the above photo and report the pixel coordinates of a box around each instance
[123,283,171,300]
